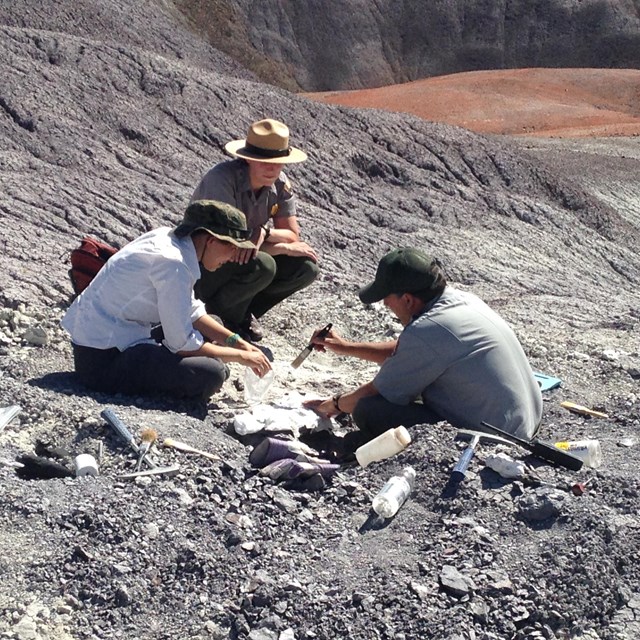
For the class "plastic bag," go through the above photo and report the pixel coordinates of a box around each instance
[244,368,275,405]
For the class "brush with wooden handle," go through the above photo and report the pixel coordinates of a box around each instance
[162,438,221,461]
[560,401,609,419]
[135,428,157,471]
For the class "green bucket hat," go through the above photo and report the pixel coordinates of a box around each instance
[174,200,255,249]
[359,248,441,304]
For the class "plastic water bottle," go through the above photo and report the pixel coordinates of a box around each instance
[372,467,416,518]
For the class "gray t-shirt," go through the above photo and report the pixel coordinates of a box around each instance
[190,158,296,231]
[374,287,542,439]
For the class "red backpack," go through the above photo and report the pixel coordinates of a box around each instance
[68,237,119,295]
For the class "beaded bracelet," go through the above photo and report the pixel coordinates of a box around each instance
[332,394,342,413]
[225,333,241,346]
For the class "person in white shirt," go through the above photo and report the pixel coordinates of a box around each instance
[61,200,272,400]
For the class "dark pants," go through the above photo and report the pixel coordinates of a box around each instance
[72,343,228,400]
[195,252,319,324]
[352,395,442,443]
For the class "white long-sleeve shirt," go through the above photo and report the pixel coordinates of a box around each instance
[62,228,207,353]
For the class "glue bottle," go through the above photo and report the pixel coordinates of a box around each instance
[372,467,416,518]
[554,439,602,468]
[355,426,411,467]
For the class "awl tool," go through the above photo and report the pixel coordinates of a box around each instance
[291,322,332,369]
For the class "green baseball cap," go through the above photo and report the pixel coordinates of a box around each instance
[359,248,441,304]
[174,200,256,249]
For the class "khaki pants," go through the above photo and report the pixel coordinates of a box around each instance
[195,252,319,325]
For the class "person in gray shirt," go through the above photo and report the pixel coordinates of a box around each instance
[305,248,542,445]
[190,118,319,341]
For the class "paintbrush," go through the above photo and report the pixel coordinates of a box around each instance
[162,438,221,461]
[560,401,609,419]
[135,428,158,471]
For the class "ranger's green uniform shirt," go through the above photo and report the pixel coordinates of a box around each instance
[190,159,296,232]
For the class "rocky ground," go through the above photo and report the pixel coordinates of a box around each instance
[1,1,640,640]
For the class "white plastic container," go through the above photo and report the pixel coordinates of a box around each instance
[355,426,412,468]
[554,439,602,468]
[74,454,99,477]
[372,467,416,518]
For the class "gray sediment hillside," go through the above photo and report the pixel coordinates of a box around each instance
[176,0,640,90]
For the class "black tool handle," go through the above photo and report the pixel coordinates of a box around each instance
[528,441,584,471]
[480,421,583,471]
[309,322,332,347]
[101,408,138,450]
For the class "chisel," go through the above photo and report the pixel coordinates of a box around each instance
[0,405,20,433]
[119,464,180,479]
[291,322,332,369]
[480,421,583,471]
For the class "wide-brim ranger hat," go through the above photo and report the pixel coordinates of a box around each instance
[225,118,308,164]
[174,200,256,249]
[358,248,441,304]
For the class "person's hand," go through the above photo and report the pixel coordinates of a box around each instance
[231,227,267,263]
[280,241,318,262]
[241,350,272,377]
[249,227,267,253]
[311,327,348,355]
[237,339,264,355]
[233,247,257,264]
[303,397,339,418]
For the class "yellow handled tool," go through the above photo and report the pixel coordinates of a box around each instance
[560,401,609,419]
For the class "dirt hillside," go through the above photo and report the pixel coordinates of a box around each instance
[306,68,640,137]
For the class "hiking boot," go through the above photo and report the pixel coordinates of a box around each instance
[242,314,263,342]
[224,314,263,343]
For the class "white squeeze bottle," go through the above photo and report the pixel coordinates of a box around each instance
[372,466,416,518]
[355,426,412,467]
